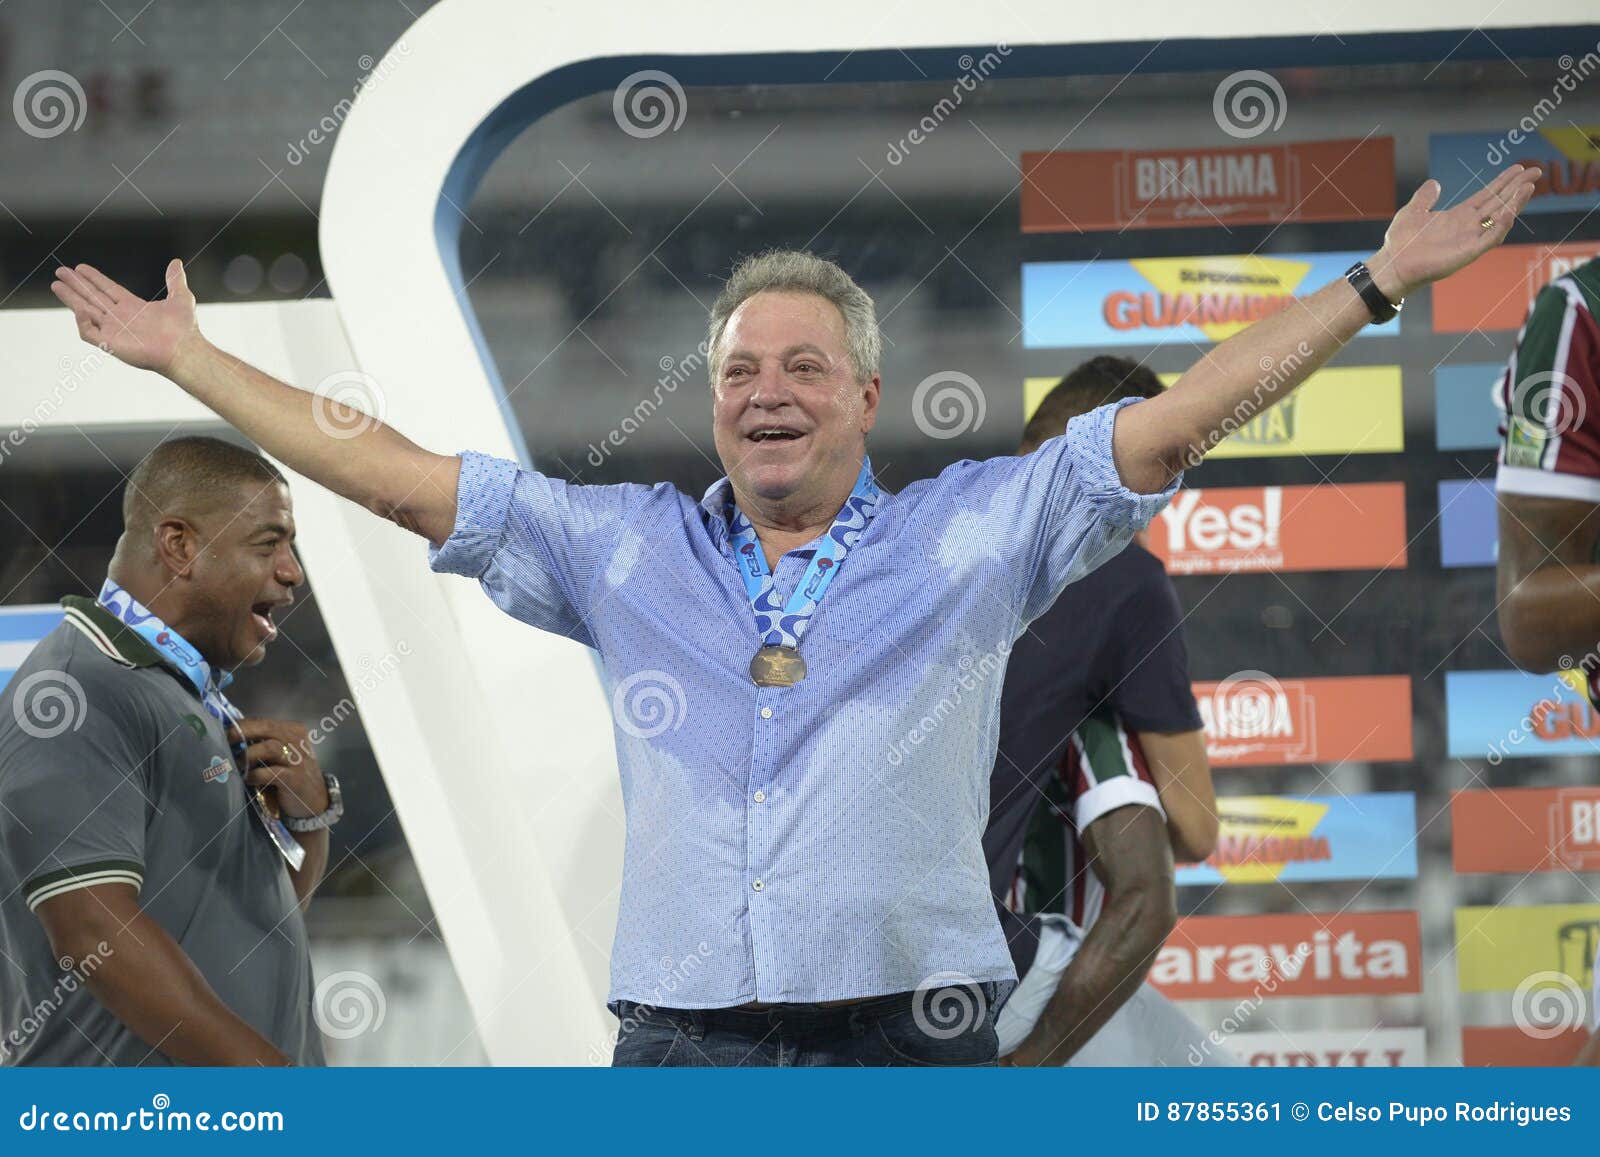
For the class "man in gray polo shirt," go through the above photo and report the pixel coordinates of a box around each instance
[0,437,343,1065]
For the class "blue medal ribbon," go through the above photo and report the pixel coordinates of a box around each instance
[726,459,880,650]
[98,578,241,727]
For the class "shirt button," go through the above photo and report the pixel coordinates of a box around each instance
[760,707,773,720]
[752,879,764,892]
[753,790,766,803]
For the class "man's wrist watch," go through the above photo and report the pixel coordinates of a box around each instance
[281,773,344,832]
[1345,260,1402,324]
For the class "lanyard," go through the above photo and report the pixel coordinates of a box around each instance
[98,578,240,726]
[726,459,880,650]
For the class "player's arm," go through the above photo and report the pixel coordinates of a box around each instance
[33,884,291,1065]
[1001,805,1175,1066]
[1136,728,1216,863]
[51,261,460,547]
[1496,495,1600,672]
[1112,167,1539,493]
[1493,274,1600,672]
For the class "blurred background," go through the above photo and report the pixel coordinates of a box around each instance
[0,0,1597,1064]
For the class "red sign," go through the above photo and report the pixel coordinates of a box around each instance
[1020,138,1395,233]
[1452,787,1600,873]
[1461,1026,1589,1066]
[1150,911,1422,1000]
[1149,483,1407,575]
[1432,242,1600,332]
[1194,674,1413,768]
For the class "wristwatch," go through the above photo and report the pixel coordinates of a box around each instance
[281,773,344,832]
[1344,260,1402,324]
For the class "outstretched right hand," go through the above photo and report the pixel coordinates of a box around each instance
[51,259,200,376]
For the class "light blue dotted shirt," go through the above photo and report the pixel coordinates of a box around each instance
[429,398,1177,1006]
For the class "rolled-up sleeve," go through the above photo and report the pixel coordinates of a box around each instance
[428,451,645,647]
[429,452,520,579]
[1010,397,1181,624]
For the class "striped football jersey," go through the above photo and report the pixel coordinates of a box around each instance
[1006,708,1164,931]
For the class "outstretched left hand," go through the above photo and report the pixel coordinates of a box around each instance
[1369,164,1541,301]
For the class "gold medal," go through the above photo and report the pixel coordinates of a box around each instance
[255,787,281,821]
[750,645,807,688]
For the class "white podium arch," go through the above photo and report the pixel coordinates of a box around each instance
[3,0,1592,1063]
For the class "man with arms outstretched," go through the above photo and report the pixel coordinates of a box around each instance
[53,166,1538,1065]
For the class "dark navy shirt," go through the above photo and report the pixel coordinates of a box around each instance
[983,542,1202,976]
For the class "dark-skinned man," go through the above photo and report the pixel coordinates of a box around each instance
[0,436,342,1066]
[1492,254,1600,1068]
[987,358,1221,1067]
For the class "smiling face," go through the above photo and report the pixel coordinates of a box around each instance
[711,290,880,525]
[168,480,304,670]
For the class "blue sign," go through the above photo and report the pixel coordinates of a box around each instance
[1434,363,1505,451]
[0,605,64,692]
[1021,251,1399,348]
[1438,480,1497,568]
[1432,129,1600,216]
[1446,669,1600,760]
[1175,792,1417,886]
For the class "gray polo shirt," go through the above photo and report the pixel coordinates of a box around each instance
[0,596,324,1066]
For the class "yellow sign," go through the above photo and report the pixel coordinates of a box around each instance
[1541,126,1600,162]
[1023,365,1404,459]
[1455,903,1600,993]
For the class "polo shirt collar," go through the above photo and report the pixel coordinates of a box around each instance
[60,596,162,669]
[64,581,239,725]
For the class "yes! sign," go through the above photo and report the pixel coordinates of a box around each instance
[1150,483,1407,575]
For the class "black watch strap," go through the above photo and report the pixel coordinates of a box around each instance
[1345,260,1401,324]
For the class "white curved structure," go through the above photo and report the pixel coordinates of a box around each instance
[3,0,1594,1063]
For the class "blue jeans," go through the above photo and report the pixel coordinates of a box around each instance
[610,984,1000,1067]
